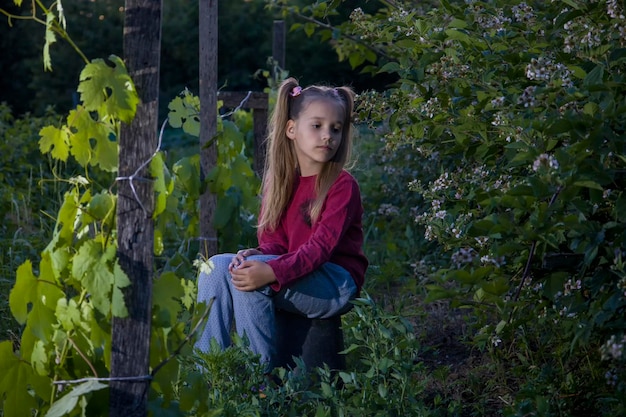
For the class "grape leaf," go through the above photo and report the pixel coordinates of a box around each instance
[93,132,118,172]
[55,190,79,245]
[10,261,37,324]
[173,155,200,198]
[78,55,138,124]
[0,341,38,417]
[66,106,109,168]
[72,241,124,316]
[180,278,196,310]
[153,272,184,326]
[10,259,64,342]
[150,152,168,218]
[45,380,107,417]
[31,340,49,376]
[112,261,130,317]
[43,11,57,71]
[39,125,70,162]
[168,91,200,136]
[56,298,82,332]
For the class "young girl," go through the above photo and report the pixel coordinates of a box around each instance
[195,77,368,370]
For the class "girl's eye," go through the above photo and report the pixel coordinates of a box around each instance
[312,124,320,129]
[332,127,341,133]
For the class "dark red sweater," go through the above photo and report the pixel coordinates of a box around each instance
[257,170,368,292]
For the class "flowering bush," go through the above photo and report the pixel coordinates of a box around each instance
[271,0,626,414]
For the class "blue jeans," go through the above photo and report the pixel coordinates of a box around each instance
[194,254,357,370]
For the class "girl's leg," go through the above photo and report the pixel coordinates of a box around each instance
[195,253,279,369]
[273,262,358,319]
[195,254,235,352]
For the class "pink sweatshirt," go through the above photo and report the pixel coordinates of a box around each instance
[257,170,368,292]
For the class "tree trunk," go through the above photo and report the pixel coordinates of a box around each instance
[110,1,162,416]
[198,0,218,259]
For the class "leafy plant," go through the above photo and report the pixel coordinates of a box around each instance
[0,46,262,415]
[269,0,626,414]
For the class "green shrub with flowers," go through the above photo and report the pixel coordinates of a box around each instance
[269,0,626,414]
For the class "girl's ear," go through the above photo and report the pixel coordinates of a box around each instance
[286,120,296,140]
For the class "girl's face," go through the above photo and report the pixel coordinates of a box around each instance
[286,98,344,177]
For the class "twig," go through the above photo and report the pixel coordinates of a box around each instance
[68,337,99,378]
[219,91,252,119]
[52,298,214,387]
[508,185,563,322]
[288,11,391,61]
[115,118,166,217]
[151,297,214,377]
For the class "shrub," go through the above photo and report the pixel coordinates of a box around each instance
[273,0,626,414]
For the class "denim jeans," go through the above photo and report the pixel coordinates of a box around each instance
[194,253,357,370]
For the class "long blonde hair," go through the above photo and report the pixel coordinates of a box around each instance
[258,77,355,233]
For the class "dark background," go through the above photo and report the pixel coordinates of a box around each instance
[0,0,390,119]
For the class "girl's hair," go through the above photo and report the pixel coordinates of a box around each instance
[258,77,355,233]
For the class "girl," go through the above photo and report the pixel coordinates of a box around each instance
[195,77,368,370]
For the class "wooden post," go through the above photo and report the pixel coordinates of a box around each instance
[110,0,161,415]
[198,0,218,259]
[273,20,286,69]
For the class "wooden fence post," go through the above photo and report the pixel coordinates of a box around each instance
[199,0,218,259]
[110,0,162,415]
[273,20,286,69]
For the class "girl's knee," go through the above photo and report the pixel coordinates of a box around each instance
[198,253,232,275]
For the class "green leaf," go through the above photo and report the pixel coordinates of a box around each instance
[444,28,473,46]
[424,284,457,302]
[173,155,200,197]
[45,380,107,417]
[561,0,583,9]
[150,152,169,219]
[56,298,82,332]
[0,341,39,417]
[78,55,138,123]
[349,52,365,69]
[72,241,124,316]
[10,259,64,342]
[153,272,185,326]
[214,194,237,229]
[66,105,118,171]
[10,260,38,324]
[573,180,603,190]
[39,125,70,162]
[583,64,605,87]
[304,22,316,37]
[168,90,200,137]
[112,261,131,317]
[31,340,49,376]
[43,11,57,71]
[378,61,401,74]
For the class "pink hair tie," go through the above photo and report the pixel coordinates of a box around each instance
[290,86,302,97]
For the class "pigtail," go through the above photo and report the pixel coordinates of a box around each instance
[310,86,356,224]
[258,77,301,233]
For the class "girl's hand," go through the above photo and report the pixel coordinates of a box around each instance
[230,261,277,291]
[228,248,263,271]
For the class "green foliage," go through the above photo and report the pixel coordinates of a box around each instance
[0,103,65,342]
[167,294,432,417]
[0,44,261,414]
[0,56,139,416]
[271,0,626,414]
[166,89,261,252]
